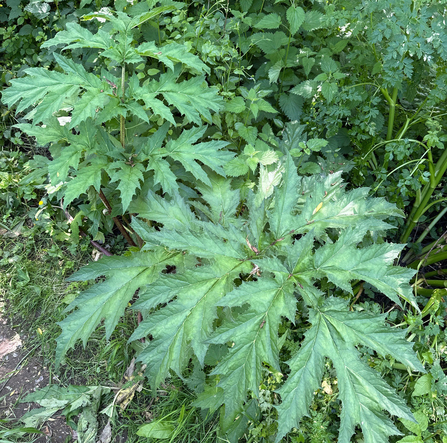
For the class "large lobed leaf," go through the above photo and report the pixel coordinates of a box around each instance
[275,298,424,443]
[56,152,422,442]
[55,249,178,366]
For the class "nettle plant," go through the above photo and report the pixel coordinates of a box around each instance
[2,6,232,242]
[57,153,423,442]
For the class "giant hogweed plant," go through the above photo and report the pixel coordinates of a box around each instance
[1,6,233,242]
[56,153,424,442]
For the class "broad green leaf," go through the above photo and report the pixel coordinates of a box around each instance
[2,54,103,122]
[128,5,176,29]
[70,89,110,128]
[321,56,338,73]
[191,173,241,226]
[411,374,432,397]
[311,226,417,307]
[269,152,299,238]
[63,158,108,206]
[301,57,315,77]
[131,260,248,386]
[225,97,245,114]
[41,22,110,50]
[137,41,209,74]
[107,162,145,212]
[48,144,83,183]
[161,126,233,186]
[137,70,223,125]
[321,81,338,102]
[302,10,325,31]
[286,6,305,35]
[254,13,281,30]
[276,299,419,443]
[128,191,196,230]
[137,422,175,439]
[251,32,289,54]
[291,80,317,98]
[268,60,285,84]
[14,120,70,146]
[2,68,79,114]
[275,323,326,441]
[141,225,246,260]
[209,278,296,416]
[279,93,303,121]
[224,156,249,177]
[147,158,178,194]
[235,122,258,146]
[56,249,177,366]
[293,173,404,235]
[255,163,283,205]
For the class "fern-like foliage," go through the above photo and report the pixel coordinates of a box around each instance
[57,154,424,442]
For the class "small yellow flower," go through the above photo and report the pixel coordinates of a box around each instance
[38,200,44,206]
[35,217,39,221]
[37,328,43,335]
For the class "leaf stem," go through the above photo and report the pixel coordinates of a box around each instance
[120,64,126,149]
[99,190,137,247]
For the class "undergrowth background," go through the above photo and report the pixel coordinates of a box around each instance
[1,0,447,442]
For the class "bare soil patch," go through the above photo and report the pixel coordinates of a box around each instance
[0,306,73,442]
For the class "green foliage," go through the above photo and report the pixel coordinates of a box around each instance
[3,1,447,441]
[56,153,423,442]
[2,5,231,241]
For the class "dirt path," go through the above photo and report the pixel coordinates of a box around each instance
[0,302,73,442]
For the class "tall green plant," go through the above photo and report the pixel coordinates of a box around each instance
[54,151,423,442]
[2,6,231,242]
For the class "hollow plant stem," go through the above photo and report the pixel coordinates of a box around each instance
[62,203,113,256]
[423,280,447,288]
[401,147,447,243]
[408,250,447,269]
[382,86,399,171]
[99,190,137,247]
[120,64,126,149]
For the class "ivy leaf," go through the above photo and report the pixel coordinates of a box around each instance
[55,250,177,366]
